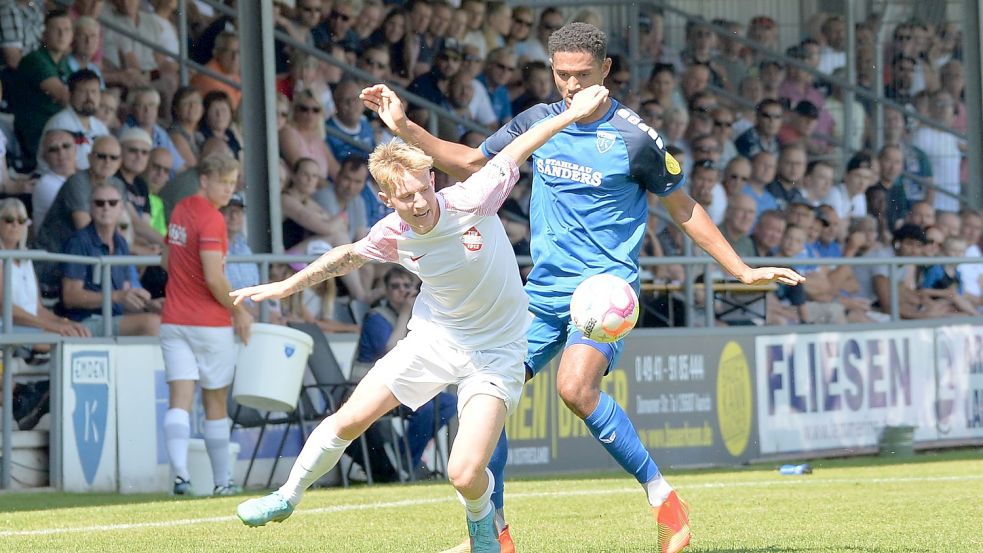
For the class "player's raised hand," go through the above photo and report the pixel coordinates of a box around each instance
[740,266,807,286]
[360,84,407,133]
[230,280,293,305]
[567,85,609,120]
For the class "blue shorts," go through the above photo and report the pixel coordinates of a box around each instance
[524,312,624,378]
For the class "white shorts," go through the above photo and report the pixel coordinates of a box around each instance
[373,333,526,414]
[160,324,238,389]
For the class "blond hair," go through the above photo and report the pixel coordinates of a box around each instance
[367,139,433,195]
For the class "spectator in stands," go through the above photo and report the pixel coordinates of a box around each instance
[912,90,963,212]
[721,155,751,198]
[168,86,204,168]
[906,200,936,230]
[958,209,983,308]
[96,87,121,133]
[0,0,45,73]
[477,46,515,124]
[817,15,846,73]
[752,209,786,256]
[123,86,186,172]
[221,192,260,317]
[718,193,756,257]
[143,147,172,237]
[778,100,825,155]
[885,54,917,106]
[801,160,835,208]
[31,129,77,229]
[101,0,178,115]
[313,0,359,53]
[824,151,875,220]
[744,151,779,216]
[61,181,161,336]
[10,9,73,164]
[199,90,241,159]
[160,153,252,497]
[326,79,376,163]
[41,69,107,171]
[0,197,90,337]
[766,144,808,210]
[353,265,457,476]
[281,89,339,181]
[735,98,782,159]
[407,37,462,108]
[510,60,552,114]
[191,31,241,110]
[66,16,104,86]
[641,63,682,111]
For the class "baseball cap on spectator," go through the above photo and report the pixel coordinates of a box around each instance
[439,38,465,59]
[793,100,820,120]
[119,127,153,148]
[893,223,928,244]
[846,151,874,173]
[290,239,332,272]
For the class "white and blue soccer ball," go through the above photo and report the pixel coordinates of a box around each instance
[570,274,640,343]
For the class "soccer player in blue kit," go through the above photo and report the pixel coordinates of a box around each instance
[362,22,804,553]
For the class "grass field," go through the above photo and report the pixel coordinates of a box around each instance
[1,450,980,552]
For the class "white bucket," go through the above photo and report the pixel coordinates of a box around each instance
[232,323,314,412]
[186,438,241,496]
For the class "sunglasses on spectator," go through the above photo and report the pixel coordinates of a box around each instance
[47,142,73,153]
[126,146,150,156]
[2,215,28,225]
[94,152,120,161]
[330,10,351,22]
[297,104,322,113]
[93,199,121,207]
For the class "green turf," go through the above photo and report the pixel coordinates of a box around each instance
[1,450,980,552]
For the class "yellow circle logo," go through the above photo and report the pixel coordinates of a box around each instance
[665,152,681,175]
[716,341,752,457]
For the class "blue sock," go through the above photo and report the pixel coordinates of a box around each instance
[584,392,660,484]
[488,429,508,510]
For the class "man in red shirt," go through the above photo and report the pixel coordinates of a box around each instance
[160,153,253,496]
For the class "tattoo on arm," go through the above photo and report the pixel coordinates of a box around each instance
[289,245,367,295]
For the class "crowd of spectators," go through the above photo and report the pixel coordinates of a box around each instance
[1,0,981,353]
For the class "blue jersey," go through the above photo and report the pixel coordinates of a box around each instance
[481,100,684,320]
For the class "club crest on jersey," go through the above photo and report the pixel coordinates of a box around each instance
[462,226,483,251]
[595,131,616,154]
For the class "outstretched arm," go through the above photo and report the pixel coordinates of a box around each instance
[231,243,370,305]
[660,189,806,286]
[361,84,487,181]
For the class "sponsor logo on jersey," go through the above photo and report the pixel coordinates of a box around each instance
[665,152,681,175]
[535,158,603,186]
[462,226,483,251]
[596,130,616,154]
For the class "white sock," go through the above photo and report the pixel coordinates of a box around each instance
[164,408,191,481]
[278,417,352,506]
[644,473,673,507]
[457,468,494,522]
[204,418,232,488]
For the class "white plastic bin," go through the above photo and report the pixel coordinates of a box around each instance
[232,323,314,412]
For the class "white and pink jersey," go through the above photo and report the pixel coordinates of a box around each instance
[354,155,529,351]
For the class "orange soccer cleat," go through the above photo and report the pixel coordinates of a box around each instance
[653,490,691,553]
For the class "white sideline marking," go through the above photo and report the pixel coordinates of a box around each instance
[3,474,981,538]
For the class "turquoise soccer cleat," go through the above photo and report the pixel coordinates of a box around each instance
[236,492,295,527]
[467,511,501,553]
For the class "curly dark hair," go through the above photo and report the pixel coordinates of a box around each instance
[547,22,607,63]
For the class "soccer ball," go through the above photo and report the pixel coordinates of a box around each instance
[570,274,640,343]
